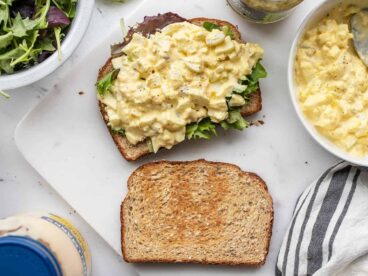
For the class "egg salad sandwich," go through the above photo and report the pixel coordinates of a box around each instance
[96,13,267,161]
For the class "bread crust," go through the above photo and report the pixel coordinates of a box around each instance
[121,159,273,265]
[98,14,263,161]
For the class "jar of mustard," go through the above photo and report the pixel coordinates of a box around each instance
[227,0,303,24]
[0,213,91,276]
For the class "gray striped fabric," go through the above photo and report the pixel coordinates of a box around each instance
[276,162,368,276]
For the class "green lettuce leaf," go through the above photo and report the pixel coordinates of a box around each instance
[186,118,217,140]
[249,61,267,82]
[203,22,221,31]
[96,69,119,96]
[234,61,267,102]
[221,109,249,131]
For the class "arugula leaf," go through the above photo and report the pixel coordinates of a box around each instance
[186,118,217,140]
[36,37,56,52]
[10,31,39,67]
[0,46,25,62]
[0,31,12,49]
[96,69,119,96]
[10,13,27,37]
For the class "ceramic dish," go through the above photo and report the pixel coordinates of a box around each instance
[288,0,368,167]
[0,0,95,90]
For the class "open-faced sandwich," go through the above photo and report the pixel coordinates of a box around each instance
[97,13,267,161]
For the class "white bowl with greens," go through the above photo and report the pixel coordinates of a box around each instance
[0,0,94,90]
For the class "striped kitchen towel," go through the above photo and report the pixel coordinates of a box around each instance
[276,162,368,276]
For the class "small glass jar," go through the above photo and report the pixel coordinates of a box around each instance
[0,213,91,276]
[227,0,303,24]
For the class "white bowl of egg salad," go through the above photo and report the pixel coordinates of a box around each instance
[289,0,368,166]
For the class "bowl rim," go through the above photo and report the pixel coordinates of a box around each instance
[0,0,95,90]
[288,0,368,167]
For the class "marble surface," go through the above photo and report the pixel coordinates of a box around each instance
[1,0,339,275]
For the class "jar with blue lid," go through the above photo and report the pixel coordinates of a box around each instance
[0,213,91,276]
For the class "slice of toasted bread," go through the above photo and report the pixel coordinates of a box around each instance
[121,160,273,265]
[98,14,262,161]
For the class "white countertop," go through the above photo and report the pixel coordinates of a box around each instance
[0,0,338,275]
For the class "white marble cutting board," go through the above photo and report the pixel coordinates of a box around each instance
[15,0,338,275]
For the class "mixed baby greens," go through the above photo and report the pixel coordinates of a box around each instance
[0,0,77,75]
[96,21,267,149]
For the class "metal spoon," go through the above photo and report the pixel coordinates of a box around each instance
[351,9,368,67]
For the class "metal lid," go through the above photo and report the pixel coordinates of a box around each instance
[0,236,62,276]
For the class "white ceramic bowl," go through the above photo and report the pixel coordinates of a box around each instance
[288,0,368,166]
[0,0,95,90]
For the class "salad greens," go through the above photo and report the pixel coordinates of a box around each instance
[0,0,77,75]
[202,22,221,31]
[233,61,267,105]
[97,69,119,96]
[186,118,217,140]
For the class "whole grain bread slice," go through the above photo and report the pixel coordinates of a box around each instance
[98,14,262,161]
[121,160,273,265]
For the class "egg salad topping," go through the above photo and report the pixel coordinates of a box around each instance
[296,5,368,157]
[99,21,264,152]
